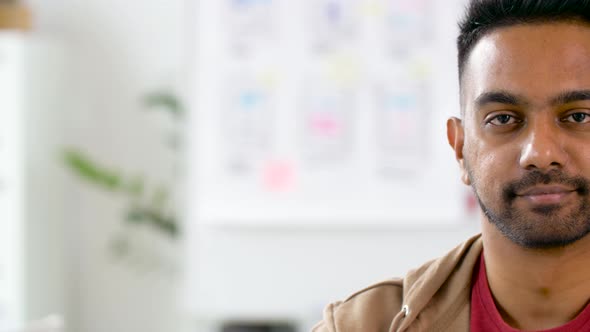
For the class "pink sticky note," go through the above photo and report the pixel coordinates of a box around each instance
[310,113,342,137]
[262,160,295,192]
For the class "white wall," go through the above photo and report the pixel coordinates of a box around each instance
[25,1,189,332]
[189,224,480,331]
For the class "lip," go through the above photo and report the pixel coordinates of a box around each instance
[518,185,576,196]
[517,185,577,205]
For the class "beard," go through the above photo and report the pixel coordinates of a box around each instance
[469,168,590,249]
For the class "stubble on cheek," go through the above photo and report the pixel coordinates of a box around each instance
[471,167,590,248]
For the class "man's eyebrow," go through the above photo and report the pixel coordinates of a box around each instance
[474,91,527,108]
[550,90,590,106]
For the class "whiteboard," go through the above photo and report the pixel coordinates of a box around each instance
[191,0,468,227]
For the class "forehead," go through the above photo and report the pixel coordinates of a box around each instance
[462,22,590,107]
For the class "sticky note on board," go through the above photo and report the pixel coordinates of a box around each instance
[309,112,343,138]
[325,54,361,86]
[361,0,385,16]
[262,160,296,192]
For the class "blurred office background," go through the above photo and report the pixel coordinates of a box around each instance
[0,1,479,332]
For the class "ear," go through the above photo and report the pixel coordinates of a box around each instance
[446,117,471,185]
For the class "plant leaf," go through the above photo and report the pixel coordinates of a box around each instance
[62,149,122,191]
[143,91,185,118]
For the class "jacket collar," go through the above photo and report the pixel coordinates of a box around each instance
[392,234,483,331]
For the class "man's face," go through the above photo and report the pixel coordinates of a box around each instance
[450,22,590,249]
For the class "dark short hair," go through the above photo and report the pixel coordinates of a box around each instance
[457,0,590,81]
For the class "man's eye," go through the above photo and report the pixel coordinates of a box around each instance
[487,114,518,125]
[563,112,590,123]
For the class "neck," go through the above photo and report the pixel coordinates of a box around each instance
[481,219,590,330]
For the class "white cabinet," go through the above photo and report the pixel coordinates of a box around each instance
[0,32,65,331]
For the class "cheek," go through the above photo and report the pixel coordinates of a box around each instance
[573,146,590,174]
[464,140,510,187]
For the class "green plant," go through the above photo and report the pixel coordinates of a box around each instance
[62,149,179,238]
[62,90,185,272]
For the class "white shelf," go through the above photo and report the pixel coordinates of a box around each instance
[0,32,65,330]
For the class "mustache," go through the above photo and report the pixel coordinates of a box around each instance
[503,170,590,202]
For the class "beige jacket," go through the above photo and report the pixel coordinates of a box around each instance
[312,234,483,332]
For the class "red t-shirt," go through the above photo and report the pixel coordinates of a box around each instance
[470,253,590,331]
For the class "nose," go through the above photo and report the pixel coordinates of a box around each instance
[519,120,568,171]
